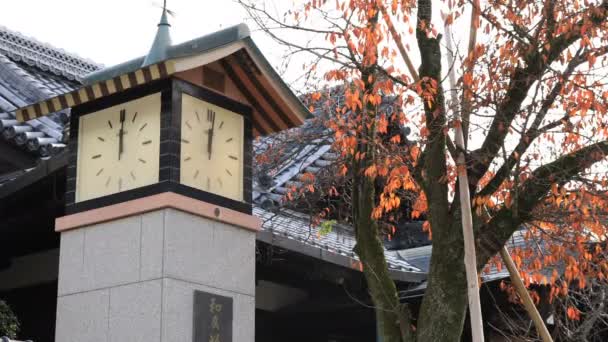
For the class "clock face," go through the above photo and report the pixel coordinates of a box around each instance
[76,93,161,203]
[180,94,244,201]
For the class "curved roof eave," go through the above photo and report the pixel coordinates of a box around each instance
[82,23,311,123]
[240,37,312,121]
[83,24,251,85]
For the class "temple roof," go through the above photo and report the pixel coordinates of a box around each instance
[0,26,99,81]
[0,26,101,166]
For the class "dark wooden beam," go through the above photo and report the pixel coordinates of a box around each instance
[0,151,67,200]
[0,142,36,173]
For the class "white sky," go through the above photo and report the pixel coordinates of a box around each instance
[3,1,601,181]
[0,0,283,68]
[0,0,465,92]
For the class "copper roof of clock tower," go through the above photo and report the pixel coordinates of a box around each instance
[13,23,311,137]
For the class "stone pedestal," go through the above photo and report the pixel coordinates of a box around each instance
[54,195,257,342]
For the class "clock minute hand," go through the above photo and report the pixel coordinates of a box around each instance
[118,109,126,160]
[207,110,215,160]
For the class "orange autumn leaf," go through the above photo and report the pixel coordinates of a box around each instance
[567,306,581,321]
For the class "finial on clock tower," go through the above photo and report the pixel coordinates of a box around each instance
[142,0,172,67]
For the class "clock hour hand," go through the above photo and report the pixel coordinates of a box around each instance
[118,109,126,160]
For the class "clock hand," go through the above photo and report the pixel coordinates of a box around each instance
[118,109,126,160]
[207,110,215,160]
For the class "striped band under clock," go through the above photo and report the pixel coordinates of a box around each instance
[15,61,176,123]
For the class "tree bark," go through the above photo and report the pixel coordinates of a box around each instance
[350,7,412,340]
[352,175,408,342]
[417,198,469,341]
[415,0,472,340]
[352,66,411,342]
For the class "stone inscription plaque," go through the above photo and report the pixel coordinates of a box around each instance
[193,290,233,342]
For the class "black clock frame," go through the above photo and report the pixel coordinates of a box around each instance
[66,78,253,215]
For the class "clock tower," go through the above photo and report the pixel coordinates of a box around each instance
[14,5,308,342]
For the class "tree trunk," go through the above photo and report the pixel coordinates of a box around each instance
[352,63,411,341]
[414,0,472,338]
[416,197,469,341]
[352,175,407,342]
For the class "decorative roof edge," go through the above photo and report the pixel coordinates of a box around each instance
[14,61,175,122]
[0,26,101,81]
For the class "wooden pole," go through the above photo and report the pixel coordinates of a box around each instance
[444,3,552,341]
[500,247,554,342]
[377,2,485,339]
[443,16,485,342]
[454,137,485,342]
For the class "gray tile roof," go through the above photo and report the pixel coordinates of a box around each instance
[397,230,555,299]
[252,87,402,209]
[0,26,101,158]
[0,26,99,81]
[250,119,436,283]
[253,129,334,207]
[255,206,427,283]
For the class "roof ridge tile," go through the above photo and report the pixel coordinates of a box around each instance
[0,25,101,81]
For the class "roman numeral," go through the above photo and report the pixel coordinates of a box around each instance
[207,109,215,122]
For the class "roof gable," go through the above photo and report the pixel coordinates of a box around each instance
[74,24,310,136]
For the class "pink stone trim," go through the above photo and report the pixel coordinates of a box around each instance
[55,192,261,232]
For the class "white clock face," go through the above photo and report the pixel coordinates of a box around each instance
[180,94,244,201]
[75,93,161,203]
